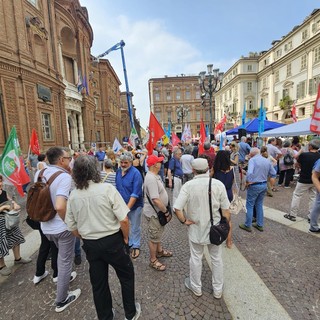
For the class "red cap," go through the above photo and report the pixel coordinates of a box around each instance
[146,154,164,167]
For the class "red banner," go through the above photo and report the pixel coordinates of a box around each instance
[310,84,320,134]
[30,128,40,155]
[198,119,206,154]
[146,112,165,155]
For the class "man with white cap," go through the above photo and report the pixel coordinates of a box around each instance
[174,158,230,299]
[144,154,172,271]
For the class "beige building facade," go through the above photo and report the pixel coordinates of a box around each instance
[215,9,320,128]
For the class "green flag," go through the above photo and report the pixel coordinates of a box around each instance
[0,126,30,196]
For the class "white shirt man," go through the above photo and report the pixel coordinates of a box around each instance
[174,158,230,299]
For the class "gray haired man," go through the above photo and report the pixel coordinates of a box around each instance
[115,152,144,259]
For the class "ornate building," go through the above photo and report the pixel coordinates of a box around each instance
[215,9,320,128]
[0,0,136,153]
[148,75,206,137]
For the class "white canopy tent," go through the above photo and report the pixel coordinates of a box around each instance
[260,118,313,137]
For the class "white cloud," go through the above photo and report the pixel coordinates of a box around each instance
[87,10,234,129]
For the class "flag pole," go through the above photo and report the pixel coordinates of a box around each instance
[27,145,31,168]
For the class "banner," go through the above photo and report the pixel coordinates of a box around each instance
[198,119,206,154]
[291,102,297,122]
[129,127,139,148]
[310,84,320,134]
[214,114,227,134]
[171,132,181,147]
[146,112,165,155]
[30,128,40,155]
[112,138,122,153]
[0,127,30,196]
[242,102,247,126]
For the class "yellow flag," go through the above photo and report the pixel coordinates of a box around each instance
[162,135,169,145]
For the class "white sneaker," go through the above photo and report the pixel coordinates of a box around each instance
[213,291,223,299]
[184,277,202,297]
[33,270,49,284]
[55,288,81,313]
[53,271,77,283]
[124,302,141,320]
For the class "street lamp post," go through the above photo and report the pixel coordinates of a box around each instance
[199,64,224,137]
[176,105,189,138]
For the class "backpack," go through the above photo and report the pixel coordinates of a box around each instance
[283,151,294,166]
[26,169,63,222]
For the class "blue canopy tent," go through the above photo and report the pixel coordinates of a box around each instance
[226,118,285,135]
[225,119,252,135]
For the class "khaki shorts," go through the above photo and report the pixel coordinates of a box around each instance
[145,216,164,243]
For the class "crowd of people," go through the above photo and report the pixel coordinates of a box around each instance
[0,134,320,319]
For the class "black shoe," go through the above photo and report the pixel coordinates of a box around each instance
[74,255,82,265]
[55,289,81,312]
[309,229,320,233]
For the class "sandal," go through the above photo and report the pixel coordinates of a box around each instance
[156,249,173,258]
[272,188,279,192]
[284,214,296,222]
[131,248,140,259]
[226,241,233,249]
[149,259,166,271]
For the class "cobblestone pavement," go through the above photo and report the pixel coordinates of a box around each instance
[0,197,231,319]
[1,182,319,319]
[237,183,320,320]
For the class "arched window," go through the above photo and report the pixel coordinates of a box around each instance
[33,34,47,65]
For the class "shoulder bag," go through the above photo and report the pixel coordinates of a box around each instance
[208,178,230,245]
[146,193,172,226]
[1,200,21,230]
[230,167,246,215]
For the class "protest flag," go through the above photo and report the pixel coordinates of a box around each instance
[112,138,122,153]
[0,127,30,196]
[29,128,40,155]
[146,112,165,155]
[171,132,181,146]
[198,119,206,154]
[291,101,297,122]
[310,83,320,134]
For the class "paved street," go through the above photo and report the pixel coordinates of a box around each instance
[0,183,319,320]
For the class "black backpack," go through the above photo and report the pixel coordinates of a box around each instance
[283,152,294,166]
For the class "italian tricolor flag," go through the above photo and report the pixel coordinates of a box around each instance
[0,127,30,196]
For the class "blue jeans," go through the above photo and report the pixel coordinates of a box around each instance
[310,192,320,231]
[245,183,267,228]
[128,206,143,248]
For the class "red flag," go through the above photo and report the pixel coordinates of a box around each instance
[198,119,206,154]
[30,128,40,155]
[291,102,297,123]
[310,84,320,134]
[171,132,181,147]
[0,127,30,196]
[214,114,227,134]
[146,112,165,155]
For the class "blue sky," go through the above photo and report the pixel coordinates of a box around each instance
[80,0,319,129]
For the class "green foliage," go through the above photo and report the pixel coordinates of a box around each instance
[279,96,292,110]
